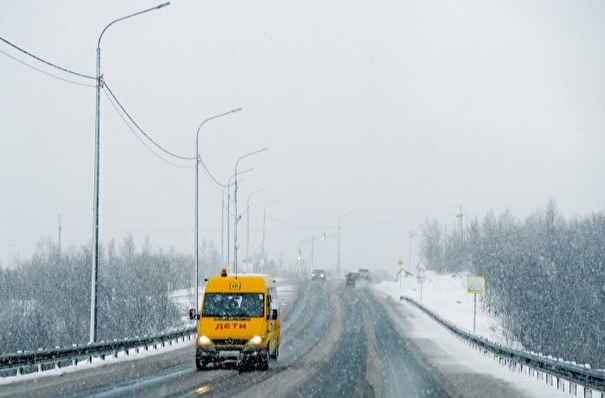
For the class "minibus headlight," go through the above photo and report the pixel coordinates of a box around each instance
[249,336,263,345]
[197,335,211,345]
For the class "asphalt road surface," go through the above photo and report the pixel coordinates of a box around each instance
[0,279,543,398]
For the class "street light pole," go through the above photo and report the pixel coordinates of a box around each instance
[91,2,170,344]
[193,108,241,314]
[221,185,229,269]
[311,235,315,268]
[298,239,309,277]
[261,200,281,273]
[224,169,252,272]
[246,188,266,267]
[337,212,352,278]
[312,233,326,268]
[233,148,268,274]
[298,234,325,276]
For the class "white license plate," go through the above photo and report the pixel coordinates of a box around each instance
[219,350,240,358]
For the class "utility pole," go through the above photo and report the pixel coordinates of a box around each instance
[234,148,267,275]
[246,188,266,268]
[311,235,315,268]
[456,204,463,238]
[456,204,464,268]
[261,200,280,273]
[337,212,352,278]
[194,107,241,311]
[57,214,62,258]
[91,2,171,344]
[409,230,416,275]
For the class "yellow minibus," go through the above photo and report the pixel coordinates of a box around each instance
[189,269,280,370]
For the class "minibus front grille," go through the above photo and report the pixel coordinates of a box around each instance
[213,339,248,346]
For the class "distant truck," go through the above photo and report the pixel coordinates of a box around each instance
[345,271,360,287]
[358,269,373,282]
[189,269,281,370]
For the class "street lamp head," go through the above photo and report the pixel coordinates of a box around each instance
[97,2,172,48]
[197,107,242,138]
[338,211,353,227]
[264,200,282,211]
[235,147,269,170]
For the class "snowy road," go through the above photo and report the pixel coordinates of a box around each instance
[0,279,568,397]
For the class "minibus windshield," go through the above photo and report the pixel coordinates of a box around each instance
[202,293,265,318]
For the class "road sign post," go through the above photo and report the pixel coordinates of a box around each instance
[397,260,404,289]
[466,275,485,333]
[416,261,426,302]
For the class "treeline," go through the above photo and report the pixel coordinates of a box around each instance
[0,235,219,354]
[419,201,605,368]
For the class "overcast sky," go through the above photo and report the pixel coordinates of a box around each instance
[1,0,604,274]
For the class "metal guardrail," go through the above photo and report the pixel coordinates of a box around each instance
[0,280,296,378]
[3,294,604,396]
[400,296,605,397]
[0,326,196,377]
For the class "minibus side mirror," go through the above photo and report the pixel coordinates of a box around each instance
[271,309,278,320]
[189,308,198,320]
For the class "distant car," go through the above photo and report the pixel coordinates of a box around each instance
[345,272,360,287]
[358,269,373,282]
[311,269,326,281]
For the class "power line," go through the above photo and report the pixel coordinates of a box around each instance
[264,214,331,231]
[101,87,194,169]
[0,36,195,165]
[198,156,227,188]
[263,213,412,231]
[0,48,94,87]
[0,36,95,80]
[103,81,196,162]
[1,36,199,168]
[343,230,402,246]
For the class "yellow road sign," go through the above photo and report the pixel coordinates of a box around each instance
[466,275,485,295]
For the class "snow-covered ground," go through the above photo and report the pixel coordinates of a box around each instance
[371,270,513,346]
[0,275,588,396]
[0,279,298,386]
[370,270,582,397]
